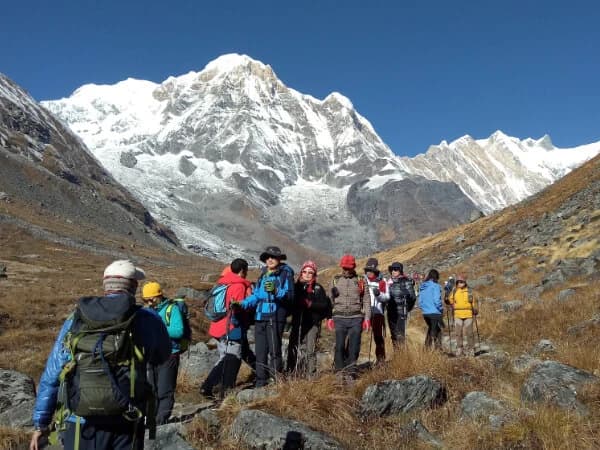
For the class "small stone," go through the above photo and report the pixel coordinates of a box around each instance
[557,289,576,302]
[501,300,523,312]
[531,339,556,355]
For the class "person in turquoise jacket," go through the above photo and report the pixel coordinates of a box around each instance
[142,281,184,425]
[418,269,444,349]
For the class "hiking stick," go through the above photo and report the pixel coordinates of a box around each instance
[221,305,233,400]
[445,307,453,354]
[267,287,280,383]
[468,298,482,354]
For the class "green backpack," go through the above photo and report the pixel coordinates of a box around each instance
[58,296,145,419]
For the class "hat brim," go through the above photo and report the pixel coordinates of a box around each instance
[364,267,380,273]
[132,267,146,280]
[260,252,286,263]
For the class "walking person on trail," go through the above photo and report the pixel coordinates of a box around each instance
[418,269,444,350]
[30,260,170,450]
[286,260,332,377]
[327,255,371,379]
[386,262,417,348]
[201,259,252,398]
[142,281,185,424]
[363,258,389,364]
[448,274,478,356]
[240,246,294,388]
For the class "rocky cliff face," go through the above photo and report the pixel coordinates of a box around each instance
[0,73,178,248]
[41,54,600,261]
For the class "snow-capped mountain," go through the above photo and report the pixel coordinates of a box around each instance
[0,73,178,249]
[41,54,600,261]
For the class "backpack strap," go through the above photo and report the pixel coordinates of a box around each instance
[165,302,175,327]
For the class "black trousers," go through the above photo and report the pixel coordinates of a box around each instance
[63,420,145,450]
[333,317,362,373]
[254,318,284,387]
[148,353,179,425]
[423,314,444,349]
[387,302,407,345]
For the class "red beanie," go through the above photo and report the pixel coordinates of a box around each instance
[339,254,356,270]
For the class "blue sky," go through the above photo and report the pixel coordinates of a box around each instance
[2,0,599,156]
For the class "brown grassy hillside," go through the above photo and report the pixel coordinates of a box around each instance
[1,155,599,449]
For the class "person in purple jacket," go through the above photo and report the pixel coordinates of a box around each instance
[30,260,170,450]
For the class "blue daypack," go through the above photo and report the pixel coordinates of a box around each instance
[204,284,228,321]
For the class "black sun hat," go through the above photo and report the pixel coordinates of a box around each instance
[259,246,287,263]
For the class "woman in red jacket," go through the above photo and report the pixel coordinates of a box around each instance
[201,258,252,398]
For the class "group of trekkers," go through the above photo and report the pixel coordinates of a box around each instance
[29,247,480,450]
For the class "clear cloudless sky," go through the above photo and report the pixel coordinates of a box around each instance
[2,0,599,156]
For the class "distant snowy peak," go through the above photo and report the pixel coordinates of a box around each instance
[42,53,600,217]
[400,130,600,212]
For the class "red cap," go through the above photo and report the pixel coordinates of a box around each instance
[339,254,356,270]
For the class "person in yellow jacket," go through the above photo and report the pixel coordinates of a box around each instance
[448,274,478,356]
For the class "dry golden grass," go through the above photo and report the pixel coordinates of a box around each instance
[0,426,29,450]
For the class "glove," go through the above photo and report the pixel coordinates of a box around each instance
[331,287,340,298]
[264,281,276,293]
[230,301,242,309]
[362,319,371,331]
[444,297,451,305]
[326,319,335,331]
[372,288,380,297]
[472,308,479,316]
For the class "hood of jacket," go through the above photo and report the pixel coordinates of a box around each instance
[218,271,252,288]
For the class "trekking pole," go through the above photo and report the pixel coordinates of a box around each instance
[267,283,280,384]
[469,297,482,354]
[445,307,453,354]
[221,304,233,401]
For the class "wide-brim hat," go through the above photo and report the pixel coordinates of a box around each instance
[364,257,379,273]
[260,246,287,263]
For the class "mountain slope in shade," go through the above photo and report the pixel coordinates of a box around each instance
[0,73,179,250]
[41,54,600,260]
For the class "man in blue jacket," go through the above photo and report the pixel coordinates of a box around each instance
[30,260,170,450]
[240,246,294,388]
[142,281,184,425]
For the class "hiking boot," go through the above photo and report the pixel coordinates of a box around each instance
[200,387,215,400]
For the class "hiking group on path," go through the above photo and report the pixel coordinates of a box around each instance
[30,247,481,450]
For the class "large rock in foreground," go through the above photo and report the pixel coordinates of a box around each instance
[230,409,343,450]
[521,361,598,413]
[360,375,446,417]
[144,423,194,450]
[0,369,36,427]
[179,342,219,378]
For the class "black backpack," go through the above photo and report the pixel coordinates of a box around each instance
[60,295,146,419]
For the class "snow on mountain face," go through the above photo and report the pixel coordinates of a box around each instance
[0,73,178,248]
[397,131,600,213]
[41,53,600,260]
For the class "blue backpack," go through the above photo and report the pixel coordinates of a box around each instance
[204,284,228,321]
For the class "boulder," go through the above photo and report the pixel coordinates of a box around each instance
[0,369,36,427]
[179,342,219,378]
[468,274,494,288]
[198,408,221,432]
[511,354,542,374]
[461,391,512,428]
[399,419,443,448]
[360,375,446,417]
[230,409,343,450]
[530,339,556,355]
[567,314,600,335]
[516,284,543,301]
[144,423,194,450]
[236,386,278,404]
[168,402,214,423]
[501,300,523,312]
[478,350,510,369]
[174,286,209,302]
[521,361,598,414]
[557,289,576,302]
